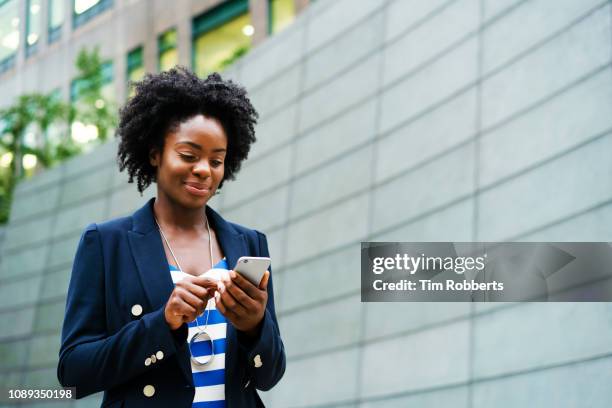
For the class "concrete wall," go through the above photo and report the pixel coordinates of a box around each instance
[1,0,612,407]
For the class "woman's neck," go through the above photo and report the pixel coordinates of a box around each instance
[153,193,208,235]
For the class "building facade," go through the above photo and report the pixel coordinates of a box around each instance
[1,0,612,407]
[0,0,305,109]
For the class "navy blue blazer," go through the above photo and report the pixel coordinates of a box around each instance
[57,198,286,407]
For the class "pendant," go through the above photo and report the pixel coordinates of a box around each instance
[189,330,215,366]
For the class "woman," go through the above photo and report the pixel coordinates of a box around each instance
[57,67,286,407]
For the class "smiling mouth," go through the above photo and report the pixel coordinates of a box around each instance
[184,182,211,197]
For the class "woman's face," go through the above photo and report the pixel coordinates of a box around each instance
[150,114,227,209]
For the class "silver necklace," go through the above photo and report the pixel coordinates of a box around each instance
[154,212,216,366]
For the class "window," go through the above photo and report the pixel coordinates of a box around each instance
[71,60,114,101]
[73,0,112,29]
[26,0,41,56]
[192,0,252,77]
[158,28,177,72]
[0,0,19,73]
[269,0,295,35]
[70,61,114,144]
[126,46,144,96]
[48,0,64,43]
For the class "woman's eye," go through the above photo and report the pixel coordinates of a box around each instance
[211,160,223,167]
[179,154,197,161]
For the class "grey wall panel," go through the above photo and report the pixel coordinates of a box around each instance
[290,144,373,219]
[472,357,612,408]
[478,133,612,240]
[479,67,612,188]
[303,9,384,92]
[383,0,478,85]
[299,52,381,134]
[372,143,475,234]
[285,194,368,265]
[359,320,470,399]
[305,0,382,54]
[473,303,612,378]
[360,386,470,408]
[480,5,611,130]
[268,347,359,406]
[0,245,49,280]
[375,88,477,183]
[380,38,478,133]
[482,0,607,74]
[363,302,471,343]
[222,184,289,232]
[373,198,475,242]
[240,24,306,90]
[294,99,377,176]
[250,104,297,160]
[522,203,612,241]
[280,294,361,359]
[278,244,361,314]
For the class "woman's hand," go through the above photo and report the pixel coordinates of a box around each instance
[215,270,270,337]
[164,276,218,330]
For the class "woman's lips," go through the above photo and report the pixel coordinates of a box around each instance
[184,182,210,197]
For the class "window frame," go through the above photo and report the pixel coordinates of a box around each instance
[48,0,64,44]
[72,0,113,29]
[25,0,41,57]
[157,28,177,72]
[190,0,249,75]
[0,0,18,73]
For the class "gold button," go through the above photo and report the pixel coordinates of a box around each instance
[253,354,262,368]
[150,355,157,364]
[156,351,164,360]
[143,385,155,397]
[131,304,143,316]
[144,357,151,366]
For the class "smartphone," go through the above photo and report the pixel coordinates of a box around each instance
[234,256,271,286]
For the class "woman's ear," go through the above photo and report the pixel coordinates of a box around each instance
[149,149,159,167]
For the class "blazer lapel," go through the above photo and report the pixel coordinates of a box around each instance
[205,205,247,273]
[127,198,195,385]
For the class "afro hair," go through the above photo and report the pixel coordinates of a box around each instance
[116,66,258,193]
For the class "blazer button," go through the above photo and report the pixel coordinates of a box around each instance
[156,351,164,360]
[253,354,262,368]
[131,304,143,317]
[150,355,157,364]
[143,385,155,397]
[144,357,152,366]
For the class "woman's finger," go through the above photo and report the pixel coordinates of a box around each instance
[177,279,210,301]
[259,270,270,291]
[190,275,219,290]
[228,271,262,300]
[176,287,207,315]
[169,291,196,317]
[217,285,247,316]
[223,277,257,309]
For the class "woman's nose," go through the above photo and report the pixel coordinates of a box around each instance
[193,160,211,177]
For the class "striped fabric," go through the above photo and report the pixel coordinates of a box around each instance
[169,259,229,408]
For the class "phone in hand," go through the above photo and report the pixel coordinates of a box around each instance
[234,256,271,286]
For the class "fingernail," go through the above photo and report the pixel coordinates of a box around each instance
[230,271,236,279]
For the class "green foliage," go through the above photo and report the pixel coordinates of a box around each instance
[0,46,115,224]
[72,47,117,141]
[219,45,250,71]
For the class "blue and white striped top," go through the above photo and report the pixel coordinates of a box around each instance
[169,258,229,408]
